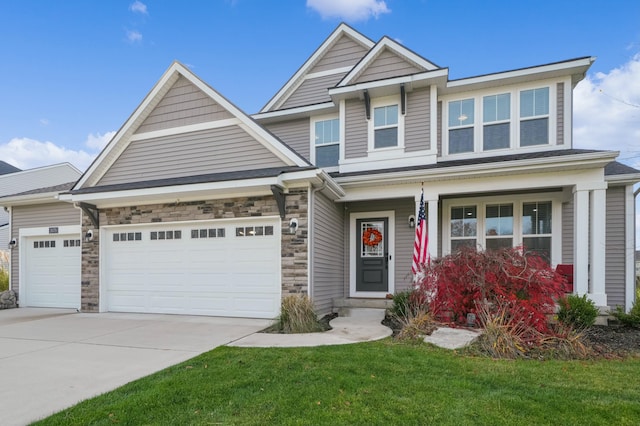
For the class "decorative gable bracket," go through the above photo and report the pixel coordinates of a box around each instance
[79,202,99,228]
[363,84,406,119]
[270,185,286,219]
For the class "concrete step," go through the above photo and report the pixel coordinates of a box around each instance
[333,298,393,310]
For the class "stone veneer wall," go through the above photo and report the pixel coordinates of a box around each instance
[80,190,309,312]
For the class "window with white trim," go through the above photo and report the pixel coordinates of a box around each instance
[483,94,510,150]
[373,104,399,148]
[448,99,474,154]
[519,87,549,146]
[485,204,513,250]
[522,201,552,261]
[313,117,339,167]
[445,198,555,263]
[450,206,477,250]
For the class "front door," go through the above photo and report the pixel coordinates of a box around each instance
[355,218,389,293]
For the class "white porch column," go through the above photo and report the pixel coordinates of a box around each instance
[589,186,607,306]
[427,198,439,260]
[573,187,589,296]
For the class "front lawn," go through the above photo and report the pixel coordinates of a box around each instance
[36,340,640,425]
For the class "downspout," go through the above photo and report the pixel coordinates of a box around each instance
[308,180,328,304]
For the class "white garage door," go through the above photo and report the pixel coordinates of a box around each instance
[104,219,281,318]
[23,235,81,309]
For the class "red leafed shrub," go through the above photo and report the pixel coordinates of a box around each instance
[416,246,565,333]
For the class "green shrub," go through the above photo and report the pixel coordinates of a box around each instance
[557,294,598,330]
[0,267,8,292]
[277,295,322,334]
[610,298,640,328]
[389,289,428,319]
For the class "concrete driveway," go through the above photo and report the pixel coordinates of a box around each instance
[0,308,271,425]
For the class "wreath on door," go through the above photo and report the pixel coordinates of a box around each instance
[362,227,383,247]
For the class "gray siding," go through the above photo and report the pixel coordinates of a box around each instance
[345,99,368,159]
[405,87,431,152]
[264,118,310,161]
[557,82,565,145]
[135,76,233,134]
[312,192,345,314]
[346,198,415,293]
[10,203,80,294]
[99,126,287,186]
[355,49,422,84]
[605,186,626,307]
[562,199,574,264]
[310,35,369,74]
[280,73,346,110]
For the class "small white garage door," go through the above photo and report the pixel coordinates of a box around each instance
[104,219,281,318]
[23,235,81,309]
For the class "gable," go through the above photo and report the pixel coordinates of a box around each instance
[76,62,309,190]
[260,24,374,113]
[308,33,370,74]
[98,126,288,186]
[354,48,425,84]
[135,76,233,134]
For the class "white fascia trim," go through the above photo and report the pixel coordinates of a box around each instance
[335,151,619,185]
[625,185,635,311]
[339,38,439,87]
[252,102,336,122]
[447,57,595,89]
[339,152,437,174]
[261,24,374,113]
[329,69,449,97]
[605,173,640,184]
[0,192,66,207]
[129,118,241,141]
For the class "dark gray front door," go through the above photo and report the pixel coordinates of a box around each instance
[356,218,389,292]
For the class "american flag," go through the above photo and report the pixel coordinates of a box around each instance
[412,189,429,275]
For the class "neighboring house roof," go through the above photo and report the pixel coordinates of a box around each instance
[0,163,81,200]
[74,61,311,191]
[0,161,20,176]
[0,181,77,207]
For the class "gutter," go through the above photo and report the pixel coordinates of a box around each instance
[308,180,328,304]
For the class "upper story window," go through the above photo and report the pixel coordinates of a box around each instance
[483,94,510,150]
[520,87,549,146]
[448,99,474,154]
[312,117,340,168]
[373,104,399,148]
[444,84,555,156]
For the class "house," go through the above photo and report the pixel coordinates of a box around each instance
[2,24,638,316]
[0,164,83,306]
[0,161,22,261]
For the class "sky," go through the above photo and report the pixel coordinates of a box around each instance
[1,0,639,241]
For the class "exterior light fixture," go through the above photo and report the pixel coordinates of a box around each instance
[408,215,416,228]
[8,238,17,249]
[84,229,94,242]
[289,218,298,235]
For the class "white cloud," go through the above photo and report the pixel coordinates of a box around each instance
[39,118,49,126]
[574,53,640,169]
[85,131,116,150]
[0,138,95,171]
[307,0,390,21]
[129,1,148,15]
[126,30,143,43]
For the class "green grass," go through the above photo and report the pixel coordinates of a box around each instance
[36,340,640,425]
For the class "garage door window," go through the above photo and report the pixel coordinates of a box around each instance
[113,232,142,242]
[63,239,81,247]
[150,230,182,240]
[33,240,56,248]
[236,225,273,237]
[191,228,225,239]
